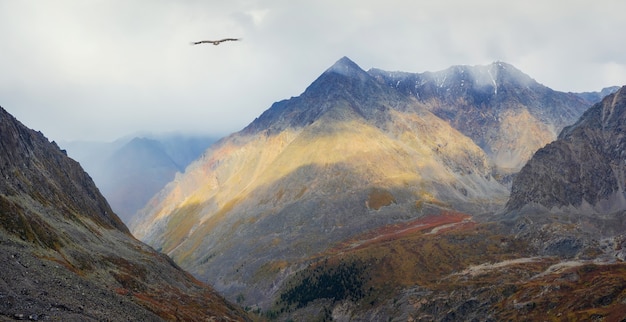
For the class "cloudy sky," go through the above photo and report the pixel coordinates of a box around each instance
[1,0,625,142]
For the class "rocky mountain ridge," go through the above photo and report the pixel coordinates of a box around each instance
[0,106,248,320]
[369,62,595,172]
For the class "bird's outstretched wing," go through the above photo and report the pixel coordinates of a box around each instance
[216,38,241,43]
[190,38,241,46]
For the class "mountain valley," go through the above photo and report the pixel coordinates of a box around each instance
[2,55,625,321]
[62,134,216,223]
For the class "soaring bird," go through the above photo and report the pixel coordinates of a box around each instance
[191,38,241,46]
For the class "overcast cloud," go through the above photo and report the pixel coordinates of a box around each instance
[1,0,625,142]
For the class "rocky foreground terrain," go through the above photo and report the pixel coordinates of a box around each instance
[269,213,626,321]
[0,106,249,321]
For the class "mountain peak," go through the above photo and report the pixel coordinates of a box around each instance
[243,56,394,134]
[319,56,373,85]
[325,56,363,74]
[610,84,626,103]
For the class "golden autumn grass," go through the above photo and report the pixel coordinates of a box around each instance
[493,262,626,321]
[275,212,530,310]
[273,212,626,320]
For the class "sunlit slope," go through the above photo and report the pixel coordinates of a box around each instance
[131,63,508,305]
[134,104,503,245]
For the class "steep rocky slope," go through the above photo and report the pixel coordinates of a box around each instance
[131,57,509,308]
[370,63,593,173]
[507,86,626,212]
[0,106,248,321]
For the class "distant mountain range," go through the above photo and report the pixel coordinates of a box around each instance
[129,56,623,320]
[0,106,248,320]
[574,86,621,104]
[61,134,216,223]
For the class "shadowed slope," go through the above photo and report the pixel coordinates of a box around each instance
[0,107,127,234]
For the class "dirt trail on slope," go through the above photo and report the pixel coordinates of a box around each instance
[329,212,473,254]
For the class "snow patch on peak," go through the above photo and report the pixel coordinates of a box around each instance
[438,74,448,88]
[465,63,501,95]
[487,65,498,95]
